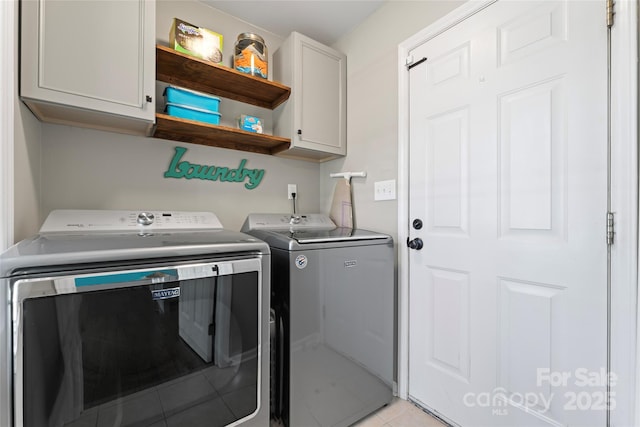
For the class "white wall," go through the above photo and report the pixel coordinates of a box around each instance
[322,0,464,242]
[32,0,321,235]
[13,0,42,243]
[40,124,319,231]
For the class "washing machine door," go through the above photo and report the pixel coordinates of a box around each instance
[11,257,263,427]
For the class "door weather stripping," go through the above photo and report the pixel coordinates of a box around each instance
[406,57,427,70]
[606,0,615,27]
[607,212,615,246]
[605,7,613,425]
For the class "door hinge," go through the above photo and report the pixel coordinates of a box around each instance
[607,211,615,246]
[606,0,615,28]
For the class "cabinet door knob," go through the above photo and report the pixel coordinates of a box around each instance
[297,129,302,135]
[146,95,152,103]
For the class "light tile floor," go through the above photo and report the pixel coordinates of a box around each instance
[353,398,448,427]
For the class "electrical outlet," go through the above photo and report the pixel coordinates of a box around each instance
[288,184,297,199]
[374,180,396,201]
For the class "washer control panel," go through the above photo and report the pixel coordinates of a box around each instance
[40,210,224,232]
[242,213,336,231]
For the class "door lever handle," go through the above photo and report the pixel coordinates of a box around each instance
[406,237,423,250]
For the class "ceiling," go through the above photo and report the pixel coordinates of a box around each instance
[200,1,386,46]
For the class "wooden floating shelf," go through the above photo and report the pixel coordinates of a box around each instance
[153,114,291,156]
[156,45,291,110]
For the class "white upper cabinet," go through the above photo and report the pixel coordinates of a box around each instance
[273,32,346,162]
[20,0,156,135]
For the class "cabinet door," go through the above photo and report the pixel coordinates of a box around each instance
[21,0,155,132]
[294,35,346,155]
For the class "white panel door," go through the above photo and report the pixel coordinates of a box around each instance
[408,1,608,426]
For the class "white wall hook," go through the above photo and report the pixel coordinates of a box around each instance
[329,171,367,182]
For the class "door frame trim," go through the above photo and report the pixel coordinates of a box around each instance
[609,1,638,424]
[396,2,638,425]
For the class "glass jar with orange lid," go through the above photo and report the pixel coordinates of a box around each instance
[234,33,268,79]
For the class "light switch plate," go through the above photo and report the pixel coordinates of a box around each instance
[374,180,396,201]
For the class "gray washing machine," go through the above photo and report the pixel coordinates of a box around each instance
[0,210,271,427]
[242,214,394,427]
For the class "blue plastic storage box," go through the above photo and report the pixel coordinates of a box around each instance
[163,86,221,112]
[165,103,221,125]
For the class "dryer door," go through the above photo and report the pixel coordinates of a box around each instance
[12,257,263,427]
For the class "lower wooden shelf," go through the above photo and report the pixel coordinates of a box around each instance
[152,113,291,155]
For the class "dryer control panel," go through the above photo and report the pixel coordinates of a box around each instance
[40,210,224,232]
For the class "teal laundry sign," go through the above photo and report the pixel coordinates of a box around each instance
[164,146,265,189]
